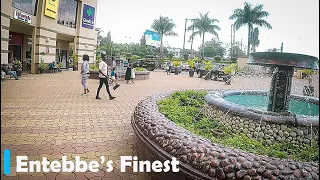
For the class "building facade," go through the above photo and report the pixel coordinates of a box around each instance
[167,47,181,58]
[1,0,98,73]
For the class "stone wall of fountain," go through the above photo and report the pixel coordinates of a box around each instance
[203,104,319,147]
[204,90,319,147]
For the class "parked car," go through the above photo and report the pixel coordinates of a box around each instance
[181,63,190,71]
[133,59,156,71]
[171,65,182,73]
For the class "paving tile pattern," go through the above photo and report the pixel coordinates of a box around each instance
[1,71,318,180]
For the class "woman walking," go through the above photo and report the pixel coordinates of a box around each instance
[80,54,90,95]
[125,59,133,83]
[131,66,136,83]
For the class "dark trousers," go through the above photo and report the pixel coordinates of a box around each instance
[96,78,112,98]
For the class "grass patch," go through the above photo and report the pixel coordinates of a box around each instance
[135,67,146,72]
[158,90,319,162]
[90,64,99,70]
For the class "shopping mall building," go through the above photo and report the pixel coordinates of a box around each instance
[1,0,98,73]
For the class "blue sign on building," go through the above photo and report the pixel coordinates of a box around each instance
[82,4,95,29]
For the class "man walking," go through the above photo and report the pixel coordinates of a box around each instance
[96,57,119,100]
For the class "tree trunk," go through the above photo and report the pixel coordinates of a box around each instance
[202,32,205,60]
[190,26,194,57]
[247,25,251,55]
[160,33,164,59]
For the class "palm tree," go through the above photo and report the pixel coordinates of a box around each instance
[250,27,260,52]
[188,12,220,60]
[229,2,272,55]
[151,16,178,58]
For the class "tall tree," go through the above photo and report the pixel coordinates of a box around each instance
[151,16,178,58]
[140,35,146,47]
[229,2,272,55]
[106,31,112,55]
[188,12,220,60]
[250,27,260,52]
[203,39,226,58]
[96,28,104,46]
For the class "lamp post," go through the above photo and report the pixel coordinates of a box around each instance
[111,37,114,57]
[125,36,131,54]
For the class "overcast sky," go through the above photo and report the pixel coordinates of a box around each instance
[96,0,319,58]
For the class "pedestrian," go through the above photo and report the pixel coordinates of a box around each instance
[110,67,116,86]
[80,54,90,95]
[169,63,172,75]
[1,64,19,80]
[96,57,120,100]
[131,66,136,83]
[166,64,170,75]
[125,59,133,83]
[111,57,116,69]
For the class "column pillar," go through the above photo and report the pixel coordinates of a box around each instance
[267,66,294,113]
[31,27,37,74]
[22,35,28,70]
[1,14,10,64]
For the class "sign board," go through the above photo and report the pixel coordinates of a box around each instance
[144,30,161,47]
[13,10,31,24]
[44,0,59,19]
[82,4,95,29]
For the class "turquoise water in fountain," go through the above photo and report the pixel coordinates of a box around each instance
[224,94,319,116]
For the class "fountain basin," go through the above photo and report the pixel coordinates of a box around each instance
[132,90,319,180]
[248,52,319,69]
[223,92,319,117]
[204,90,319,147]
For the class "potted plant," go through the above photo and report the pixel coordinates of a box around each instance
[38,59,47,74]
[57,62,64,72]
[173,61,180,75]
[222,64,237,85]
[73,55,79,71]
[38,52,47,74]
[187,59,195,77]
[203,61,213,79]
[14,59,22,77]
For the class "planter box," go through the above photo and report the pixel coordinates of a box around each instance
[89,70,100,79]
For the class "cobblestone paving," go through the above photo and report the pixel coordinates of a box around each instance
[1,70,318,180]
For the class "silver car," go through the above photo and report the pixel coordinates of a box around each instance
[181,63,190,71]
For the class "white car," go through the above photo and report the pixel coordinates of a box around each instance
[181,63,190,71]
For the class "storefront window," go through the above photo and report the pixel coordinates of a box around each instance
[12,0,38,16]
[57,0,78,28]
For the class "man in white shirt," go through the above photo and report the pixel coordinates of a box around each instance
[96,57,119,100]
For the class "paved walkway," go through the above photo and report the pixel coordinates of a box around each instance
[1,70,317,180]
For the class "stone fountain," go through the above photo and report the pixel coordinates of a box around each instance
[131,52,319,180]
[204,52,319,147]
[248,52,318,113]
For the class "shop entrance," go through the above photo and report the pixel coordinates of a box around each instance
[8,31,23,64]
[56,49,68,69]
[9,19,33,72]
